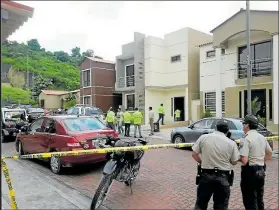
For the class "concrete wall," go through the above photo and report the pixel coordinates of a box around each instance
[273,34,278,125]
[38,94,61,110]
[145,88,188,124]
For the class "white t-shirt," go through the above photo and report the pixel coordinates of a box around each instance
[149,110,154,119]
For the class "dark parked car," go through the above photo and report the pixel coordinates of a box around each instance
[15,115,118,174]
[170,117,274,149]
[27,108,45,123]
[1,108,28,142]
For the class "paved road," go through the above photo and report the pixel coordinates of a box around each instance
[2,135,278,209]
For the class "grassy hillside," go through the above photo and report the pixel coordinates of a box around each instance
[1,40,80,90]
[2,83,36,105]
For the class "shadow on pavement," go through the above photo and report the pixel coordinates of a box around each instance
[26,158,106,175]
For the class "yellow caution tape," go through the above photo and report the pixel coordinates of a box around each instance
[1,158,18,210]
[4,142,194,160]
[235,135,278,144]
[1,135,277,210]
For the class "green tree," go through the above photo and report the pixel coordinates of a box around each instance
[54,51,70,62]
[27,39,41,51]
[71,47,81,58]
[202,108,213,118]
[31,75,53,102]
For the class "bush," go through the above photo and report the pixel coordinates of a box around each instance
[202,108,212,118]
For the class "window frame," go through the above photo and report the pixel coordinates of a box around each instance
[237,40,272,79]
[81,69,91,88]
[83,96,91,106]
[125,93,135,110]
[125,64,135,87]
[171,55,181,63]
[206,50,216,58]
[204,91,225,113]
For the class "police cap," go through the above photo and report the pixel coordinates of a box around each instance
[216,119,229,133]
[243,114,258,127]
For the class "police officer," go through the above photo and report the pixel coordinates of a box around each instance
[239,114,273,210]
[192,119,239,210]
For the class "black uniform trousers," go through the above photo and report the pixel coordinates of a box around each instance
[240,165,265,210]
[124,123,130,136]
[195,171,230,210]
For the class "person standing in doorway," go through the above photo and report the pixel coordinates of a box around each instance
[175,108,181,121]
[149,106,154,136]
[106,107,115,130]
[157,103,165,125]
[239,115,272,210]
[123,108,132,137]
[132,108,143,138]
[116,108,124,134]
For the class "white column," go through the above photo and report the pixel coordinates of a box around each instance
[273,34,278,124]
[215,47,222,117]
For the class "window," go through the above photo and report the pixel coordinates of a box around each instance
[126,94,135,109]
[125,65,135,87]
[204,91,225,112]
[171,55,181,63]
[44,119,56,133]
[67,107,80,115]
[63,117,105,132]
[206,50,216,58]
[83,96,91,105]
[238,41,272,79]
[82,70,91,87]
[30,118,44,132]
[193,119,214,129]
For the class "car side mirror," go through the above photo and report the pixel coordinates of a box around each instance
[189,124,194,129]
[21,126,29,134]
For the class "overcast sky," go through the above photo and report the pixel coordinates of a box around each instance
[10,1,278,61]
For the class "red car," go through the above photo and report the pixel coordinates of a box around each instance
[15,115,118,174]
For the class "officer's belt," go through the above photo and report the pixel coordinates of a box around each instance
[201,168,230,175]
[241,164,265,170]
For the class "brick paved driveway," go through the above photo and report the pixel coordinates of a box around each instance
[2,137,279,209]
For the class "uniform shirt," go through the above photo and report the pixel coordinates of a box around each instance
[158,106,165,114]
[132,111,143,125]
[239,130,272,166]
[175,109,181,118]
[192,131,239,171]
[149,110,154,119]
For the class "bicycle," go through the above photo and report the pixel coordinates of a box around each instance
[90,135,148,210]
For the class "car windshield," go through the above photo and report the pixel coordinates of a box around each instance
[63,117,105,132]
[84,107,103,115]
[3,110,26,121]
[28,108,44,113]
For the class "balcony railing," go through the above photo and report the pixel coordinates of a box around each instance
[238,58,272,79]
[117,76,135,88]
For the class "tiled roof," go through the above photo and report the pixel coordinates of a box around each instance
[41,90,69,95]
[86,57,115,64]
[198,42,213,47]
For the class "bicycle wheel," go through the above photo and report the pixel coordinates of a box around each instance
[90,174,114,210]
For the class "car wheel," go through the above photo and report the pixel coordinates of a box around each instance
[18,141,25,155]
[50,154,63,174]
[174,134,185,144]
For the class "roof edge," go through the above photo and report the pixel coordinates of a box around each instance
[210,8,279,33]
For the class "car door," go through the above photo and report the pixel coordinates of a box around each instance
[41,118,57,152]
[23,118,44,153]
[186,118,215,141]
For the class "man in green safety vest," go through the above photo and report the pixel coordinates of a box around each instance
[123,108,132,137]
[175,109,181,121]
[106,107,115,130]
[157,103,165,125]
[132,108,143,138]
